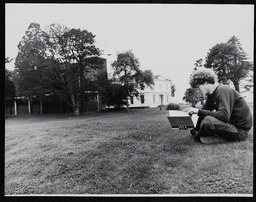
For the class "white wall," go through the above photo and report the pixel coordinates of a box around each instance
[129,76,175,108]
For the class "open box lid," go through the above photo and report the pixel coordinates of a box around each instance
[167,110,197,128]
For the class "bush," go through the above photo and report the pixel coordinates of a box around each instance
[166,103,180,110]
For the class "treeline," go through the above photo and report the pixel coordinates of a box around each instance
[5,23,154,115]
[183,36,253,106]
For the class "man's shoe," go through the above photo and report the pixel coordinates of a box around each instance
[190,129,199,137]
[200,136,228,144]
[194,136,201,143]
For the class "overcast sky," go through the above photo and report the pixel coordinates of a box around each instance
[5,4,254,102]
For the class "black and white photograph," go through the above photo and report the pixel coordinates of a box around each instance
[5,2,254,197]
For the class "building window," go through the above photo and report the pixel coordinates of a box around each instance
[130,96,134,104]
[141,95,145,104]
[160,95,163,105]
[153,94,155,103]
[167,95,169,103]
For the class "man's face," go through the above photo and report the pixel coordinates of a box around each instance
[199,83,210,97]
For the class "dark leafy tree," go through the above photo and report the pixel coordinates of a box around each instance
[5,69,16,99]
[135,69,154,91]
[14,23,54,103]
[15,22,101,116]
[205,36,253,92]
[183,88,204,107]
[111,50,154,111]
[240,70,253,93]
[5,58,16,114]
[183,59,205,107]
[99,78,127,109]
[46,24,101,115]
[194,58,203,71]
[171,84,176,97]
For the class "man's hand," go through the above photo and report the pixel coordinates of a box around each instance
[182,107,199,116]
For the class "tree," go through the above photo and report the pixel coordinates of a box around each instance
[183,59,205,107]
[183,87,204,107]
[240,69,253,93]
[135,69,154,91]
[205,36,253,92]
[15,22,102,116]
[5,70,16,99]
[5,58,16,114]
[194,58,203,71]
[46,24,101,115]
[99,78,127,109]
[111,50,154,111]
[14,23,58,114]
[97,68,127,109]
[171,84,176,97]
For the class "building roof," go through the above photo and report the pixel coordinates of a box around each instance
[154,75,172,82]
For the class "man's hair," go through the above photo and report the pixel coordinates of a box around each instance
[190,68,218,88]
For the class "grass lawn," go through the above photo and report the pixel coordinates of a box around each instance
[5,105,253,195]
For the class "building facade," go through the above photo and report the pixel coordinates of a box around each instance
[129,75,175,108]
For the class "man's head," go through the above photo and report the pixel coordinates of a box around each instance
[190,68,218,96]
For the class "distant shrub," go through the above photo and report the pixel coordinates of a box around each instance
[166,103,180,110]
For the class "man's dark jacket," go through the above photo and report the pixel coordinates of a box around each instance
[198,84,252,131]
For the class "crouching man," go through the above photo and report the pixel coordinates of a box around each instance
[183,68,252,144]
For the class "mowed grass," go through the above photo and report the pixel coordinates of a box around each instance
[5,105,253,195]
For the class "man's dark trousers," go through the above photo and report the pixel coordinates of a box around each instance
[195,115,248,141]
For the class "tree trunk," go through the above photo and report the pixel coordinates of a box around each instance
[233,80,240,93]
[28,98,31,115]
[73,106,80,116]
[39,100,43,115]
[14,99,17,115]
[71,93,80,116]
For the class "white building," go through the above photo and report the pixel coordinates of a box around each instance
[129,75,175,108]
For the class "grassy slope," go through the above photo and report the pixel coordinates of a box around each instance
[5,107,253,195]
